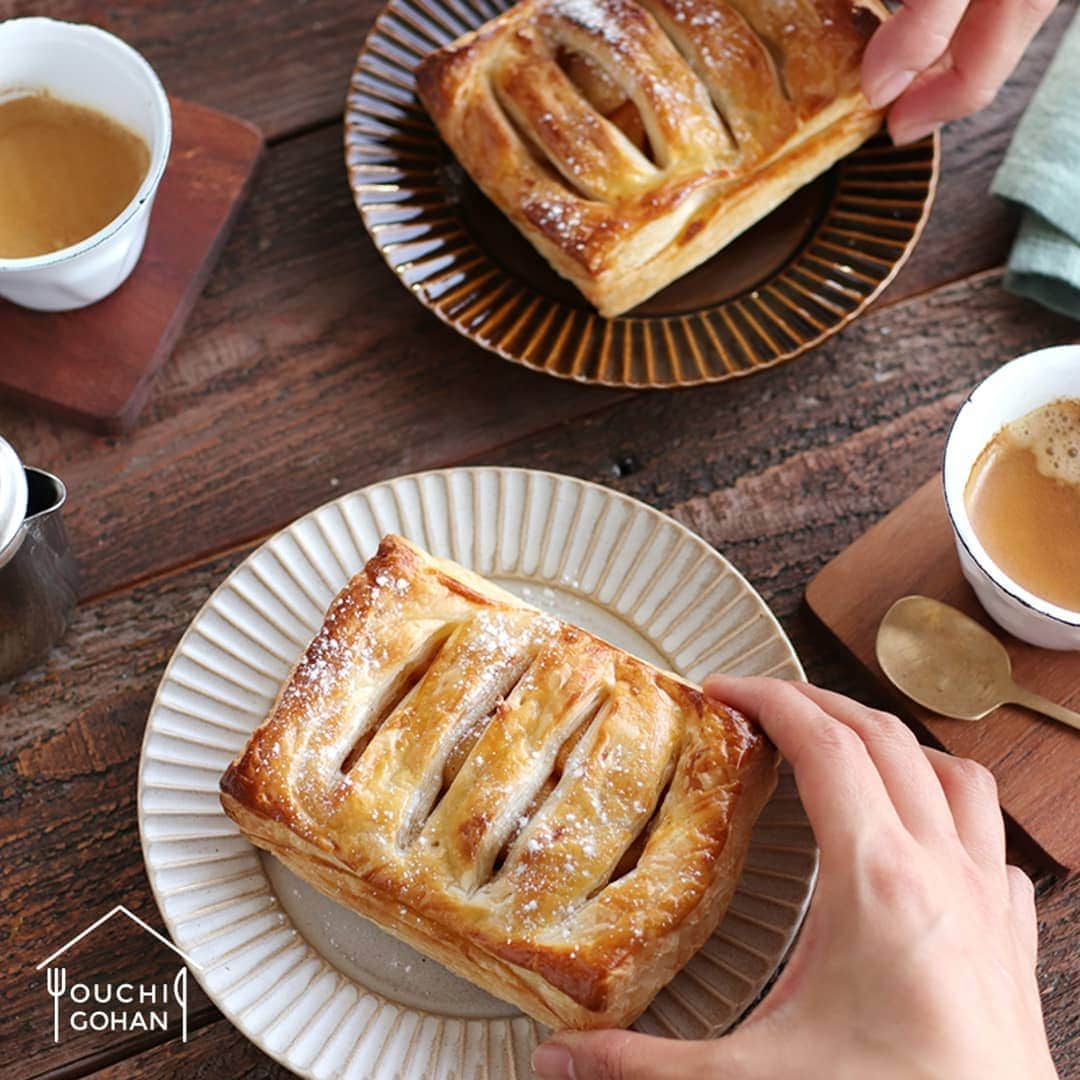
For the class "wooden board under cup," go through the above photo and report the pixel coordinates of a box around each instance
[807,475,1080,872]
[0,98,263,432]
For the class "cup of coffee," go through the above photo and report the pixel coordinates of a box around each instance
[943,345,1080,650]
[0,18,171,311]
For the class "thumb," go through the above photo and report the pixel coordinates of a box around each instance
[531,1028,747,1080]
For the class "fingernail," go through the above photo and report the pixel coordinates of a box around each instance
[532,1043,577,1079]
[866,67,916,108]
[889,120,938,146]
[703,672,733,693]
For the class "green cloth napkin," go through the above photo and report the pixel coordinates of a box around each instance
[991,10,1080,321]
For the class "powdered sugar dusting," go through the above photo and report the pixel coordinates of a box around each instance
[548,0,625,45]
[528,196,590,252]
[256,546,684,950]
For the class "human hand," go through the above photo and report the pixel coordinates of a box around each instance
[531,676,1057,1080]
[861,0,1058,144]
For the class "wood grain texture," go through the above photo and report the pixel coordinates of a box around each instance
[0,121,626,602]
[93,1019,283,1078]
[0,99,263,432]
[2,2,1078,1075]
[481,272,1078,517]
[806,478,1080,870]
[0,0,384,140]
[0,5,1073,601]
[0,558,232,1080]
[2,453,1078,1077]
[0,544,350,1078]
[3,265,1074,608]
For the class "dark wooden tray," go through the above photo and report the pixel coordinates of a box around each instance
[807,476,1080,872]
[0,98,263,432]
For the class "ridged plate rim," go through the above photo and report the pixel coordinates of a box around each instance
[344,0,940,389]
[138,467,816,1078]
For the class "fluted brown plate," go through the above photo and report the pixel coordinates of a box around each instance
[345,0,939,389]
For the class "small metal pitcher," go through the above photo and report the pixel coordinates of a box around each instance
[0,437,80,682]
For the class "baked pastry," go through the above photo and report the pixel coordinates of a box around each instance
[415,0,888,316]
[220,534,778,1029]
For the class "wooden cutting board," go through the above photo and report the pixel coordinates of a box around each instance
[807,476,1080,872]
[0,98,263,433]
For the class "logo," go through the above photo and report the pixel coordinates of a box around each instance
[36,905,200,1044]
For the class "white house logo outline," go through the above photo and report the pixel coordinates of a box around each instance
[36,905,199,971]
[37,905,202,1044]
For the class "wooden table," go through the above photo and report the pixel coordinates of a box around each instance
[2,2,1078,1076]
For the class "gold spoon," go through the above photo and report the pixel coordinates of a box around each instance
[875,595,1080,732]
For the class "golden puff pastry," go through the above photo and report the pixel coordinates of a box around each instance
[220,535,778,1029]
[416,0,888,316]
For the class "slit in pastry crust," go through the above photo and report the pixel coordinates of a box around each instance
[220,534,779,1029]
[415,0,888,315]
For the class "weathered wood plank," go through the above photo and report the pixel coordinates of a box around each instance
[3,235,1074,608]
[0,0,384,139]
[0,122,627,601]
[3,287,1078,1071]
[481,271,1077,515]
[0,5,1074,606]
[93,1019,282,1078]
[0,559,233,1080]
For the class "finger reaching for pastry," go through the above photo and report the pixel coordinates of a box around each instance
[862,0,1058,145]
[533,675,1058,1080]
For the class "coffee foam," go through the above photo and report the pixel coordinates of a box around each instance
[1006,398,1080,488]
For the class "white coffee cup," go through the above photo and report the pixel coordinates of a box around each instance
[943,345,1080,651]
[0,18,171,311]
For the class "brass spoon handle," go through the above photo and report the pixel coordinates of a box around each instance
[1011,688,1080,732]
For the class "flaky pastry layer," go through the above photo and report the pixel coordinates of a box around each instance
[416,0,888,315]
[221,535,778,1028]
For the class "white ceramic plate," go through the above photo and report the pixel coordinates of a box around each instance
[139,467,816,1078]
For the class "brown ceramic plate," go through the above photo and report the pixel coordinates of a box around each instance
[345,0,939,389]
